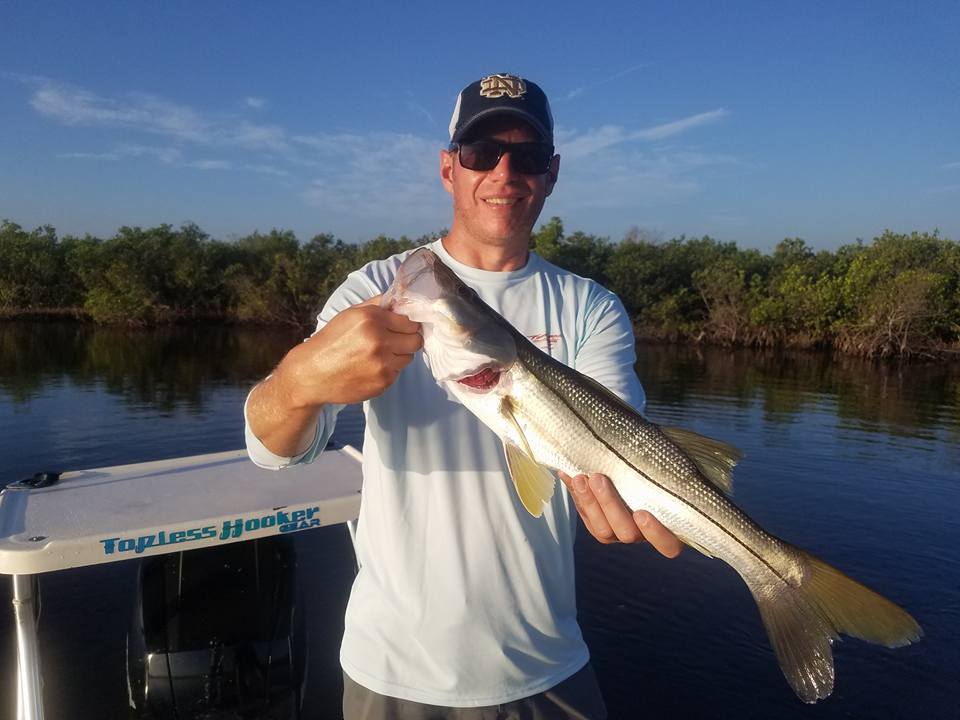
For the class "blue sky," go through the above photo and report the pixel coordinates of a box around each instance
[1,1,958,251]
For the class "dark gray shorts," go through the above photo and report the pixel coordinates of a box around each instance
[342,664,608,720]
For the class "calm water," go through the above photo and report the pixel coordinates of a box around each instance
[1,322,957,719]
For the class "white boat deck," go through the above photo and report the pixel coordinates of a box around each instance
[0,445,364,720]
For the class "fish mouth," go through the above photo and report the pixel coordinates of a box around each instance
[456,366,502,391]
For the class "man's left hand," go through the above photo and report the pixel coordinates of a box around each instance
[558,472,683,558]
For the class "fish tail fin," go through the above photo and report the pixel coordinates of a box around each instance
[749,548,922,703]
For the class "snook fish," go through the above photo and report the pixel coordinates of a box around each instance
[382,247,922,703]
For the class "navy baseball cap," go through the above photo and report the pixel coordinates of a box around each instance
[448,73,554,145]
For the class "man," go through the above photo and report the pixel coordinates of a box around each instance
[245,73,681,719]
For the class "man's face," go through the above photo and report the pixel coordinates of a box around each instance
[440,116,560,251]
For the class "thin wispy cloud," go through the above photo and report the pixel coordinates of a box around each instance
[943,161,960,170]
[565,63,653,101]
[60,144,182,164]
[299,131,446,225]
[245,96,266,109]
[17,74,739,236]
[31,82,207,140]
[560,109,729,160]
[706,211,751,227]
[669,150,742,168]
[116,144,183,164]
[635,109,729,140]
[190,159,232,170]
[550,110,741,219]
[61,144,290,179]
[554,151,703,212]
[405,99,436,126]
[58,151,120,160]
[929,184,960,194]
[244,164,289,177]
[292,132,363,154]
[22,76,289,153]
[225,121,289,152]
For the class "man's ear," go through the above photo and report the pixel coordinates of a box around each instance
[439,149,455,194]
[544,154,560,197]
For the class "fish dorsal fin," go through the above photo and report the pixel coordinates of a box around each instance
[499,396,555,517]
[661,426,742,495]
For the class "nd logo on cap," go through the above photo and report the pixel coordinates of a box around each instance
[479,74,527,99]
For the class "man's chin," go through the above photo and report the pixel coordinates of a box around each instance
[478,222,534,247]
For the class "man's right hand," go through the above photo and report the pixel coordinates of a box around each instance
[285,294,423,407]
[245,295,422,457]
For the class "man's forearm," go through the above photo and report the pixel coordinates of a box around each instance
[246,366,324,458]
[245,294,422,460]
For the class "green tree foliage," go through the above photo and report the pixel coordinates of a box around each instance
[748,238,843,346]
[219,231,424,325]
[531,220,958,358]
[834,231,959,357]
[1,219,957,359]
[71,224,221,324]
[222,229,305,324]
[531,216,564,260]
[0,221,431,327]
[606,234,758,338]
[0,220,80,309]
[531,217,612,282]
[693,260,752,343]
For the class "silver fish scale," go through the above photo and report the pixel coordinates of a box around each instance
[512,338,804,587]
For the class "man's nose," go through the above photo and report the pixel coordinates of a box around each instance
[491,150,521,178]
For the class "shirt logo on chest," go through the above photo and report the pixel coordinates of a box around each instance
[527,333,563,354]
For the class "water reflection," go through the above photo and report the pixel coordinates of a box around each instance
[2,324,957,439]
[637,344,959,441]
[0,322,303,410]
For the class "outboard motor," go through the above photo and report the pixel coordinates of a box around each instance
[126,536,305,719]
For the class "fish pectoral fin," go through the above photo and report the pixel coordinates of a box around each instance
[661,426,742,495]
[498,396,556,517]
[503,442,556,518]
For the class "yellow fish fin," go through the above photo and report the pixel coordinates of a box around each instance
[674,532,716,559]
[499,396,555,517]
[503,442,556,518]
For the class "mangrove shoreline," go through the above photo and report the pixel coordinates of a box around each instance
[2,218,958,361]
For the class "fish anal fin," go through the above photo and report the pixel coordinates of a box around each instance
[661,426,742,495]
[504,442,556,517]
[674,532,716,559]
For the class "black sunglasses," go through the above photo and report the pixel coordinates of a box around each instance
[449,140,555,175]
